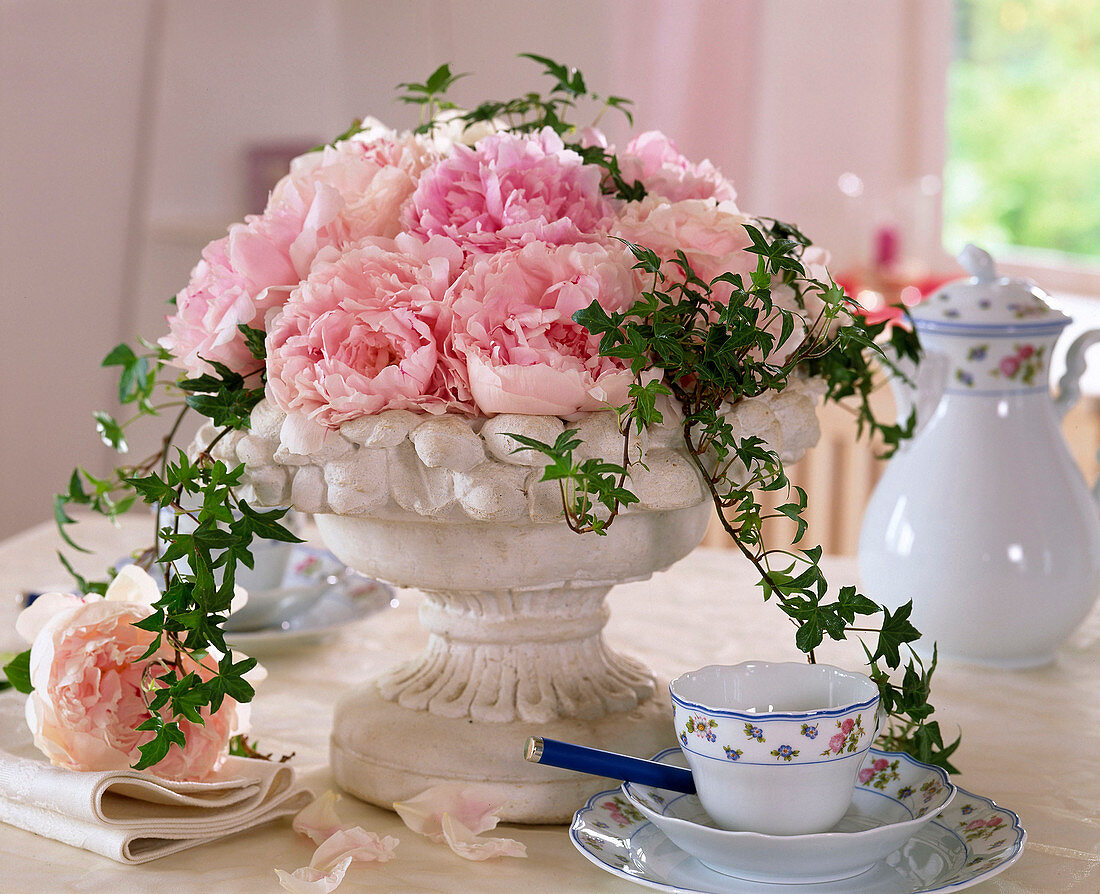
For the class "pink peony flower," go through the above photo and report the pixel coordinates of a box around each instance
[1000,356,1020,377]
[444,241,645,416]
[274,130,437,269]
[265,233,472,429]
[611,197,758,298]
[858,768,875,784]
[161,210,303,377]
[618,131,737,203]
[163,129,436,377]
[841,718,856,736]
[405,127,612,255]
[15,566,251,781]
[828,732,846,753]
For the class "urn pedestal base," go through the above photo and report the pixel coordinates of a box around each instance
[330,679,676,824]
[316,502,711,825]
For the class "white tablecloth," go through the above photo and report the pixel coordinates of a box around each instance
[0,514,1097,893]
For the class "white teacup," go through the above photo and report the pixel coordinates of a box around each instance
[670,661,880,835]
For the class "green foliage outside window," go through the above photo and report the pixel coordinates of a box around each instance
[945,0,1100,261]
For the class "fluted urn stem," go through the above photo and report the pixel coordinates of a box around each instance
[377,583,654,723]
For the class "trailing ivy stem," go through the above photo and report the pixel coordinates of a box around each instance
[679,427,815,663]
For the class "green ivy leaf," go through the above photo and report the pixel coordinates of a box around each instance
[2,649,32,693]
[94,411,128,453]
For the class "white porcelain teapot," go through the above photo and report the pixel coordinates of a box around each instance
[858,245,1100,667]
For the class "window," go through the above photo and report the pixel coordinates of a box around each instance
[944,0,1100,287]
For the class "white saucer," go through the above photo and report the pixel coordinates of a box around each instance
[571,769,1024,892]
[621,748,955,884]
[225,547,395,651]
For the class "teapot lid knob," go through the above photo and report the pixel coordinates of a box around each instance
[958,244,997,283]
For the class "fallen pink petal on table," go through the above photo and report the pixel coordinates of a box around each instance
[279,791,400,890]
[293,790,345,845]
[274,855,353,894]
[310,826,399,870]
[441,813,527,861]
[392,782,500,841]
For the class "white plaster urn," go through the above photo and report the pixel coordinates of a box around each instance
[204,379,823,823]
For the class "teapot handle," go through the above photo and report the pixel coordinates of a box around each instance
[1055,329,1100,418]
[1054,328,1100,507]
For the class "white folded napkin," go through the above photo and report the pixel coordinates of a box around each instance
[0,693,312,863]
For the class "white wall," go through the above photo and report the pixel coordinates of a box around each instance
[0,0,950,540]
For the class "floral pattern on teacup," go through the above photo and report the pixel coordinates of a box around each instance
[800,722,818,739]
[770,744,799,761]
[683,714,717,742]
[821,714,865,756]
[722,745,743,761]
[743,723,766,743]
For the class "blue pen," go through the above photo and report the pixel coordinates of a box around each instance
[524,736,696,794]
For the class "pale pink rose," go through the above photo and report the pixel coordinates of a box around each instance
[405,127,612,255]
[163,129,435,378]
[444,241,644,416]
[619,131,737,203]
[828,732,846,753]
[841,718,856,736]
[858,767,875,784]
[265,233,472,428]
[17,566,248,781]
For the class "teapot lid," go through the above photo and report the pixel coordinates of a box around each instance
[910,245,1070,334]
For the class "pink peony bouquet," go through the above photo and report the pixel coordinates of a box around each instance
[160,123,759,425]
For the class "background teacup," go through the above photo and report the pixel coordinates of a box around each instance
[670,661,880,835]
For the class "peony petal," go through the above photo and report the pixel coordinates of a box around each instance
[104,564,161,606]
[310,827,398,870]
[440,813,527,861]
[393,783,500,842]
[14,592,83,645]
[274,856,353,894]
[293,791,345,845]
